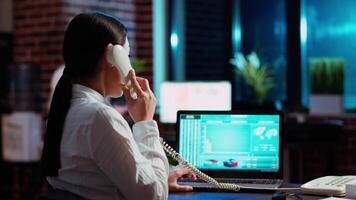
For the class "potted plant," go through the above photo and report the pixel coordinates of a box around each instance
[131,57,146,74]
[309,58,344,115]
[230,52,274,106]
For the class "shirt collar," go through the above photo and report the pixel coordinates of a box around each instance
[72,84,106,103]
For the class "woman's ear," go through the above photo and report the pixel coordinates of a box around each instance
[104,43,114,66]
[98,43,115,73]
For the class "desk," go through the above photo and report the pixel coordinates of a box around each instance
[169,191,323,200]
[169,183,324,200]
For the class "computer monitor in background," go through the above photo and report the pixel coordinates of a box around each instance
[159,81,232,123]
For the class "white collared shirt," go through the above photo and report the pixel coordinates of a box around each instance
[47,84,169,200]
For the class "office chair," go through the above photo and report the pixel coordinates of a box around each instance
[38,188,85,200]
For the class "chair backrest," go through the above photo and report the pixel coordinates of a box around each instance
[39,188,85,200]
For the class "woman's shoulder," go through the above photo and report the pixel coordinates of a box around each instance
[80,101,132,139]
[90,101,125,123]
[70,100,124,124]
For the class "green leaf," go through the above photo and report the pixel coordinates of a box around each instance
[309,58,344,95]
[131,58,146,74]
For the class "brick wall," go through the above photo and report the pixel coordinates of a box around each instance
[13,0,65,112]
[301,128,356,181]
[6,1,153,199]
[13,0,153,113]
[286,115,356,183]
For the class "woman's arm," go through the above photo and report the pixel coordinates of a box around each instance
[89,109,168,200]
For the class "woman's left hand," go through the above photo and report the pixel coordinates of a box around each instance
[123,70,156,122]
[168,165,197,192]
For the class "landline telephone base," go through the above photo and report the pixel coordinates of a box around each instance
[301,176,356,196]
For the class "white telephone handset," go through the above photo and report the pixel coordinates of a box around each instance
[301,175,356,196]
[107,44,137,99]
[159,138,241,192]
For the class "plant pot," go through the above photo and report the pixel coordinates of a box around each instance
[309,95,344,115]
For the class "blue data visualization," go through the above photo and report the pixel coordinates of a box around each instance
[179,114,280,171]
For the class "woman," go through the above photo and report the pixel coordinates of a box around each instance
[41,13,195,200]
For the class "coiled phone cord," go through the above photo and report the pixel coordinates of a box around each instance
[160,138,240,192]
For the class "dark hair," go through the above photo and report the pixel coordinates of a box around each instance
[41,13,127,176]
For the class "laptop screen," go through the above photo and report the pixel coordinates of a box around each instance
[178,112,280,172]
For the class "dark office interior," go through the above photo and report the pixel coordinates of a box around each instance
[1,0,356,199]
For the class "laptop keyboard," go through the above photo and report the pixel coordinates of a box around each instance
[180,178,281,185]
[218,178,280,185]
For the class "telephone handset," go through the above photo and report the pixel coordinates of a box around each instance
[159,138,240,192]
[107,44,137,99]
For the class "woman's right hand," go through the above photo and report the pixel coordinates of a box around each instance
[123,70,156,122]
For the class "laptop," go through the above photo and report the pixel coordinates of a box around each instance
[176,110,283,190]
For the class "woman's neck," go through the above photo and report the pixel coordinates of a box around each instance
[74,75,106,96]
